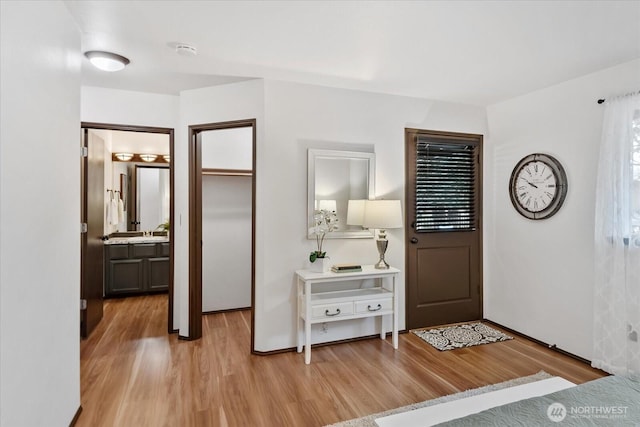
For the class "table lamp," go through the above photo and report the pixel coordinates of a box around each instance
[362,200,403,269]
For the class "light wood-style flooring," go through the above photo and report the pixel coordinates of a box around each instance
[78,294,606,427]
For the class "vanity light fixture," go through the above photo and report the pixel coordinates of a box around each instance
[84,51,130,72]
[139,154,158,163]
[114,153,134,161]
[163,155,171,163]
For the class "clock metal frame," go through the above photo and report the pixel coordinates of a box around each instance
[509,153,568,220]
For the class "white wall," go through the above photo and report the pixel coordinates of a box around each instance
[485,59,640,360]
[81,87,179,129]
[0,1,81,425]
[258,80,487,351]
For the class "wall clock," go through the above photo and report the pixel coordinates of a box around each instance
[509,153,568,220]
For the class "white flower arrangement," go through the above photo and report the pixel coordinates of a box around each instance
[308,209,339,262]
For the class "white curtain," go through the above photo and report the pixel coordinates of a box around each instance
[593,92,640,379]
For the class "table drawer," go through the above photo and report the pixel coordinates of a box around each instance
[311,302,353,319]
[355,298,392,314]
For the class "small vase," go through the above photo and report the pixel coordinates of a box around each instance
[310,257,330,273]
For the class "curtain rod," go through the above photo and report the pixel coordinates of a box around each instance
[597,90,640,104]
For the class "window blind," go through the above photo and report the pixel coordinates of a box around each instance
[415,139,477,232]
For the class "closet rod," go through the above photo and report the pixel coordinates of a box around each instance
[202,168,253,177]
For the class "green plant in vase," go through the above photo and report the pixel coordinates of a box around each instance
[309,209,338,262]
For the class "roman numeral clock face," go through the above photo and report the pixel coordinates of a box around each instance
[509,154,568,220]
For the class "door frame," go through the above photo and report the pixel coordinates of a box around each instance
[188,119,256,348]
[404,128,483,328]
[81,122,176,333]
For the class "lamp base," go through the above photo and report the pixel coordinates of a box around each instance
[374,238,390,269]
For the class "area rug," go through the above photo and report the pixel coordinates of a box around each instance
[325,371,552,427]
[411,322,512,351]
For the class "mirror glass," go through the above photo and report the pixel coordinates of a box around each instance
[135,165,170,232]
[308,149,375,239]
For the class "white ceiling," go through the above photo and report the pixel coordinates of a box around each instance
[65,0,640,106]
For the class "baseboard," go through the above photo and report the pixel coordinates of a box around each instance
[251,330,408,355]
[482,319,592,365]
[69,406,82,427]
[203,306,251,315]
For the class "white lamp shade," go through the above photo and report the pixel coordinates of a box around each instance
[362,200,403,229]
[346,200,366,225]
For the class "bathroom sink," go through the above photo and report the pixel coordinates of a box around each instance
[126,236,167,242]
[106,235,169,244]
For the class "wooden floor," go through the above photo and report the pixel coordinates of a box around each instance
[78,294,606,427]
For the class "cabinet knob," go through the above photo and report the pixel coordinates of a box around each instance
[410,237,419,244]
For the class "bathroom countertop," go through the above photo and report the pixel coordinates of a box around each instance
[104,236,169,245]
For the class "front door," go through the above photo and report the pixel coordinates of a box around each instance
[405,129,483,329]
[81,129,105,337]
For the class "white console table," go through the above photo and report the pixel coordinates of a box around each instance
[295,265,400,364]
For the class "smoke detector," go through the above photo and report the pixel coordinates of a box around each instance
[175,44,197,57]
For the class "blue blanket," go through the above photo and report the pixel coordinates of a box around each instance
[436,376,640,426]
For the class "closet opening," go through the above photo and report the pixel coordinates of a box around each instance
[188,119,256,349]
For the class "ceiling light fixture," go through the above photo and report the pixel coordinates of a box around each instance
[175,44,197,57]
[84,51,130,72]
[139,154,158,163]
[114,153,134,161]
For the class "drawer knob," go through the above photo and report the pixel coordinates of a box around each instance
[325,308,341,317]
[367,304,382,312]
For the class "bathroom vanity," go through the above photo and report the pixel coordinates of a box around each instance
[104,236,169,297]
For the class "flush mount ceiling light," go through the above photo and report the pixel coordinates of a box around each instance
[175,43,197,57]
[114,153,134,161]
[84,51,130,72]
[139,154,158,162]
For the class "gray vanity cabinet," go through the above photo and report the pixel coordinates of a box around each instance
[105,243,169,297]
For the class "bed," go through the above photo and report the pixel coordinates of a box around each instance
[376,376,640,427]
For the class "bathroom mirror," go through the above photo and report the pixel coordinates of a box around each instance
[308,149,375,239]
[134,165,170,232]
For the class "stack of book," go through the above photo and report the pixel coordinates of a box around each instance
[331,264,362,273]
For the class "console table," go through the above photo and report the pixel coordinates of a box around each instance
[295,265,400,364]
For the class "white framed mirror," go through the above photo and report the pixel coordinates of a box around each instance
[308,149,375,239]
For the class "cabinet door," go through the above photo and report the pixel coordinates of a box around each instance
[148,257,169,291]
[107,259,144,295]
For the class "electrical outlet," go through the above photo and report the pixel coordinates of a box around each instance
[321,323,328,334]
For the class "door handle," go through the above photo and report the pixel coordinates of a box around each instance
[410,237,418,244]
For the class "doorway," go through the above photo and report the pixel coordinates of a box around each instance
[188,119,256,346]
[405,128,483,329]
[81,122,175,337]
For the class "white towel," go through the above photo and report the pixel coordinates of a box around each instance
[118,198,125,223]
[110,198,119,225]
[106,200,112,225]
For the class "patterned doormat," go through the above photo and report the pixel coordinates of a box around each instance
[412,322,512,351]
